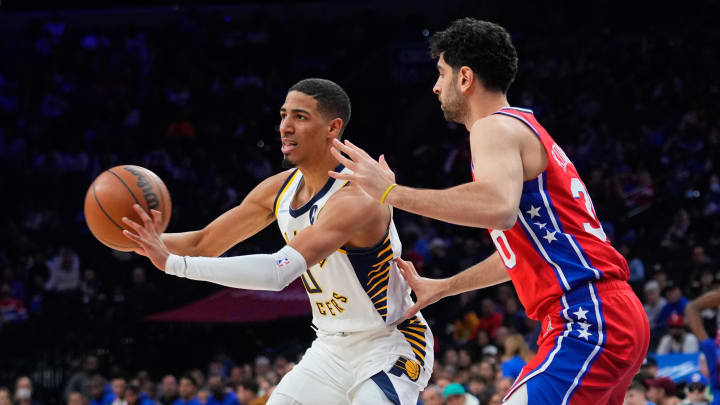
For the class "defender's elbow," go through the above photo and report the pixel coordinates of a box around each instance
[492,210,518,231]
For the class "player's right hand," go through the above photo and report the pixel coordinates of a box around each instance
[395,257,449,319]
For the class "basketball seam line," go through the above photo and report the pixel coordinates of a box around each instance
[146,169,167,222]
[92,183,124,230]
[107,168,142,207]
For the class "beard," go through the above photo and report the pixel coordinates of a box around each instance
[281,155,296,169]
[441,88,467,123]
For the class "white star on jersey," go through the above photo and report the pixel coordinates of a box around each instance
[577,321,592,340]
[543,230,557,243]
[534,222,547,229]
[573,306,589,321]
[527,205,541,219]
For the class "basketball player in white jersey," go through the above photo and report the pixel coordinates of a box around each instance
[121,79,433,405]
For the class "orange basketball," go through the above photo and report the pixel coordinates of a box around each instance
[84,165,172,251]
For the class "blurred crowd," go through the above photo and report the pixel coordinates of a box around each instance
[1,2,720,405]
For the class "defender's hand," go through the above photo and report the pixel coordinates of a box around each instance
[395,257,449,319]
[328,139,396,202]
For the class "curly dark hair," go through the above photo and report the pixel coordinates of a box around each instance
[430,18,518,93]
[289,78,351,138]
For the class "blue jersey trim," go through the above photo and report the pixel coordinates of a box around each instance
[289,164,344,218]
[370,372,402,405]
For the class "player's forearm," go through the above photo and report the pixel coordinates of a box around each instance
[161,231,206,256]
[386,182,517,230]
[685,302,710,341]
[164,245,307,291]
[443,252,510,297]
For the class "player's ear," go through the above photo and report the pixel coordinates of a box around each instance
[459,66,474,93]
[327,118,343,138]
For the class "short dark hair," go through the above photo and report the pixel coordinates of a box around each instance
[288,78,351,138]
[430,18,518,93]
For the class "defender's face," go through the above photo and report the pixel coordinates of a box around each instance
[432,53,465,123]
[279,91,330,168]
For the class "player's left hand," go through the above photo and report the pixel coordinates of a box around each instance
[122,204,170,271]
[328,139,396,202]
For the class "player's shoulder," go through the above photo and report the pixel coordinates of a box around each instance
[470,111,537,147]
[258,168,297,191]
[473,113,532,138]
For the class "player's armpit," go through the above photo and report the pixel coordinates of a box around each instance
[163,169,294,257]
[288,189,385,266]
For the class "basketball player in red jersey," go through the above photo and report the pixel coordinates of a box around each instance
[329,18,649,404]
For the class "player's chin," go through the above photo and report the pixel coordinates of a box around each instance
[281,155,297,169]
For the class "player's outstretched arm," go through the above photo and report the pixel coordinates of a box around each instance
[685,289,720,341]
[122,184,385,292]
[329,116,526,230]
[397,252,510,319]
[159,170,293,257]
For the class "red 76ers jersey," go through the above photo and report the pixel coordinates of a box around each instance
[478,107,630,320]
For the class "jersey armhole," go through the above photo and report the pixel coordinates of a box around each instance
[273,169,299,218]
[493,110,542,139]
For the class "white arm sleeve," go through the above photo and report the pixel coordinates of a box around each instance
[164,245,308,291]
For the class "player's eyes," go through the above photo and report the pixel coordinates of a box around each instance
[296,115,306,120]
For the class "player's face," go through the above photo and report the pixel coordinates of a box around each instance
[433,53,467,124]
[279,91,331,169]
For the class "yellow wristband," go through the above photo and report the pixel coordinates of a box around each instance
[380,183,398,204]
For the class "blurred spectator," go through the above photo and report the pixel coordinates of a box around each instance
[0,282,28,324]
[188,371,205,391]
[680,372,710,405]
[487,393,503,405]
[624,380,650,405]
[44,248,80,292]
[126,267,158,317]
[640,356,659,378]
[645,280,667,331]
[68,393,87,405]
[443,383,479,405]
[646,377,680,405]
[88,376,113,405]
[2,267,26,300]
[157,376,178,405]
[477,298,503,339]
[661,209,692,250]
[205,377,237,405]
[234,380,258,405]
[656,313,700,354]
[500,334,534,379]
[110,379,127,405]
[453,311,481,344]
[621,244,646,289]
[196,390,209,405]
[64,355,99,399]
[0,387,11,405]
[14,377,44,405]
[421,385,443,405]
[657,286,689,329]
[172,377,199,405]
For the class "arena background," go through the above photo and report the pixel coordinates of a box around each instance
[1,0,719,404]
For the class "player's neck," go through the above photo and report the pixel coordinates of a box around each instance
[297,156,339,196]
[463,92,510,131]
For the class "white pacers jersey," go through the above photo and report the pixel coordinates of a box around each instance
[273,166,434,396]
[275,165,419,331]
